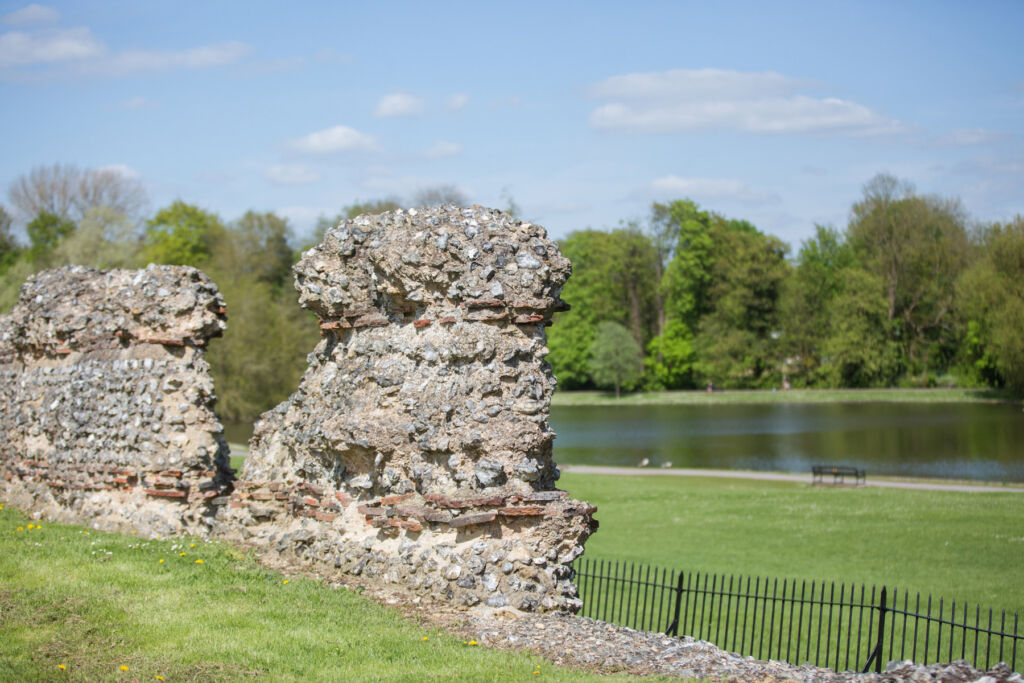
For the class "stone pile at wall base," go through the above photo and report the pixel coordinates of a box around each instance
[0,265,232,537]
[219,205,596,613]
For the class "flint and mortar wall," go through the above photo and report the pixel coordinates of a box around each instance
[0,207,595,613]
[0,265,232,536]
[220,205,596,612]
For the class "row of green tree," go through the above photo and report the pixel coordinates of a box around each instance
[550,174,1024,395]
[2,165,1022,425]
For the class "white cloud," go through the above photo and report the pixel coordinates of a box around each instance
[0,22,249,76]
[89,41,250,75]
[287,125,378,155]
[423,140,463,159]
[589,68,903,136]
[97,163,141,180]
[3,4,60,26]
[445,93,469,111]
[649,175,779,205]
[264,164,322,185]
[373,92,425,118]
[590,68,797,101]
[0,27,104,67]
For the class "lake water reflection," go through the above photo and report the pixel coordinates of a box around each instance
[550,402,1024,482]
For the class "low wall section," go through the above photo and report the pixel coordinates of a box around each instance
[221,205,596,612]
[0,265,232,536]
[1,206,595,613]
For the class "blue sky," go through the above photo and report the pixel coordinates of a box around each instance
[2,1,1022,246]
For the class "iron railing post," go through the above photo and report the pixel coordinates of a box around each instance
[864,586,888,673]
[666,569,687,636]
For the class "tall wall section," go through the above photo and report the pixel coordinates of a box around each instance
[222,205,597,612]
[0,265,233,536]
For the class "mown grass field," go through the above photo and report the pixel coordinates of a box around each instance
[0,504,657,683]
[552,387,1021,407]
[560,473,1024,616]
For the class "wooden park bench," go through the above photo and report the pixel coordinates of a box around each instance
[812,464,866,486]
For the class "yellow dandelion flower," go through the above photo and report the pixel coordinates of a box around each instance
[27,524,34,529]
[120,665,129,671]
[156,676,165,681]
[533,671,540,676]
[17,526,23,531]
[0,503,5,509]
[132,531,136,535]
[190,543,195,548]
[421,636,428,641]
[179,552,186,556]
[36,526,42,530]
[57,664,66,670]
[283,579,289,584]
[159,558,164,563]
[195,559,204,564]
[468,640,478,646]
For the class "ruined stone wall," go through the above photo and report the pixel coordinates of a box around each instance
[0,265,232,536]
[221,205,596,612]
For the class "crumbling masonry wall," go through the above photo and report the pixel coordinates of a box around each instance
[220,205,597,612]
[0,265,232,536]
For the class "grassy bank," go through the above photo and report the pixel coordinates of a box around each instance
[552,387,1020,406]
[0,505,646,682]
[560,472,1024,615]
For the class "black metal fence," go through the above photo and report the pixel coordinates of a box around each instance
[573,557,1021,674]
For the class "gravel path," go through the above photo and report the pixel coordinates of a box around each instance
[560,465,1024,493]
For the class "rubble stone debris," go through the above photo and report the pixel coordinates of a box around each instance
[0,265,232,536]
[220,205,597,612]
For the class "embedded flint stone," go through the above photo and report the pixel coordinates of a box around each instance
[0,265,232,536]
[224,204,596,613]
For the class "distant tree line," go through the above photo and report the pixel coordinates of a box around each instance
[2,164,1022,425]
[550,174,1024,396]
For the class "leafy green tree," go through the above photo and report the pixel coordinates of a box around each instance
[820,269,902,386]
[848,174,969,375]
[546,309,595,389]
[219,211,295,287]
[548,228,658,388]
[142,201,226,266]
[0,206,22,274]
[26,211,76,261]
[957,217,1024,392]
[50,206,142,269]
[778,225,854,385]
[692,219,790,387]
[654,199,715,330]
[589,321,644,398]
[0,257,35,312]
[205,273,319,421]
[645,318,695,389]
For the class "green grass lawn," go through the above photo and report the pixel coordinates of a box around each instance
[560,473,1024,616]
[553,387,1021,406]
[0,504,654,683]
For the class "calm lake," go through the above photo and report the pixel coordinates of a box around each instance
[550,403,1024,482]
[224,402,1024,483]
